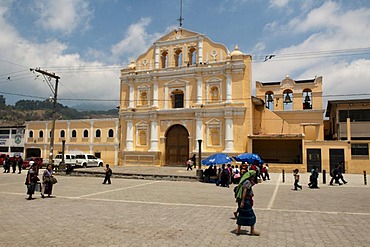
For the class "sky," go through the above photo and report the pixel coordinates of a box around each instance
[0,0,369,111]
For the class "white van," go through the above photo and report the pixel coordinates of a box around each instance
[53,154,77,167]
[75,154,103,168]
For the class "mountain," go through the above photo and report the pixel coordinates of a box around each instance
[0,97,118,126]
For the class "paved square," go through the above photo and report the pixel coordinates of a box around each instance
[1,171,369,247]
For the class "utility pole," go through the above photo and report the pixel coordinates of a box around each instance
[31,68,60,166]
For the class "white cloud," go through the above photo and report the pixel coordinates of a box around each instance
[269,0,290,8]
[34,0,93,34]
[110,18,169,64]
[0,2,118,108]
[253,1,370,108]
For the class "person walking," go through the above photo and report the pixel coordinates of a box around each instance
[25,162,39,200]
[293,169,302,190]
[4,155,10,173]
[186,159,193,171]
[338,164,347,184]
[330,165,342,185]
[17,156,23,174]
[102,164,112,184]
[309,167,320,189]
[41,164,55,198]
[191,154,196,169]
[235,170,259,236]
[11,156,17,173]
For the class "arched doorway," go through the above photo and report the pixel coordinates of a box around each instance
[165,124,189,166]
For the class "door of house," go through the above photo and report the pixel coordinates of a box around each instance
[165,125,189,166]
[329,149,345,173]
[307,149,322,172]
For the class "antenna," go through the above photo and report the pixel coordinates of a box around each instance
[177,0,184,27]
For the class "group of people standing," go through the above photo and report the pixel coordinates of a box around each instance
[25,162,57,200]
[2,155,23,174]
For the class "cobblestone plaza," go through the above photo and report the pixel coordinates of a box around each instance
[1,168,370,247]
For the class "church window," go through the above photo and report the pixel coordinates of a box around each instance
[188,47,196,65]
[265,91,274,110]
[171,89,184,108]
[161,51,168,68]
[283,89,293,111]
[303,89,312,110]
[174,48,183,67]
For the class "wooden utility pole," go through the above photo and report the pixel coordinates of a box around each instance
[31,68,60,166]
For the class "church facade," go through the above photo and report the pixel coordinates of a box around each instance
[119,28,253,166]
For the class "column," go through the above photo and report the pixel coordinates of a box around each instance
[164,85,169,110]
[198,38,203,64]
[149,116,159,151]
[154,45,159,69]
[114,145,119,166]
[115,119,119,144]
[224,117,235,152]
[185,82,190,108]
[196,76,203,105]
[129,84,134,108]
[67,121,71,143]
[90,120,94,144]
[125,120,134,151]
[194,116,204,152]
[44,123,49,145]
[226,73,232,103]
[152,79,158,108]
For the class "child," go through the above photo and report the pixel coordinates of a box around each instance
[293,169,302,190]
[186,159,193,171]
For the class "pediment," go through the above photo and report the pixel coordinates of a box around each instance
[156,28,202,43]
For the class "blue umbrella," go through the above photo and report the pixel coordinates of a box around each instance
[202,153,233,166]
[233,153,264,164]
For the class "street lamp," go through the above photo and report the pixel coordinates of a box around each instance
[196,139,203,179]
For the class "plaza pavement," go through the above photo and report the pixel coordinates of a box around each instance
[0,167,369,247]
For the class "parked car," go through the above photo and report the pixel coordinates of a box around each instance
[53,154,77,167]
[22,157,43,169]
[75,154,103,168]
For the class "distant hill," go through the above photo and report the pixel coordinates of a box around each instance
[0,97,118,126]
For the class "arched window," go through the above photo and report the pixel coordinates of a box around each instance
[95,129,101,138]
[174,48,182,67]
[161,51,168,68]
[265,91,274,110]
[171,89,184,108]
[39,130,43,138]
[188,47,196,65]
[108,129,114,138]
[83,129,89,138]
[210,86,219,102]
[29,130,34,138]
[60,130,65,138]
[71,130,77,138]
[283,89,293,111]
[303,89,312,110]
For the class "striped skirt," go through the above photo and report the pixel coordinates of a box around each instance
[236,199,256,226]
